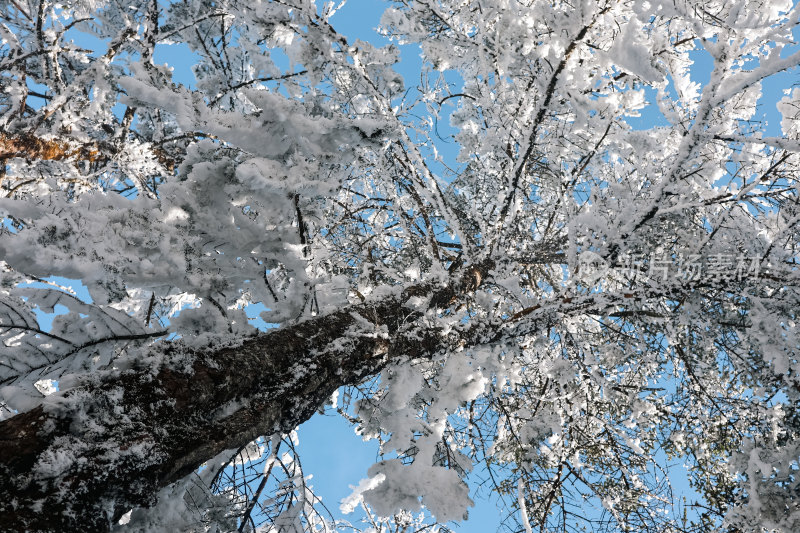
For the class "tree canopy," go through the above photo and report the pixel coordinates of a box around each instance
[1,0,800,531]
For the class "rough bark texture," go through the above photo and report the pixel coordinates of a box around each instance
[0,265,494,532]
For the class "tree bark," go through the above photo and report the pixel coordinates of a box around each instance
[0,265,495,532]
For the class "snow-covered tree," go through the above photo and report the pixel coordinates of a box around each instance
[1,0,800,531]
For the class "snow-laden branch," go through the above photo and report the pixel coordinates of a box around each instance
[0,262,496,532]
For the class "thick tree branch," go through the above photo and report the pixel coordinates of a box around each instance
[0,262,496,532]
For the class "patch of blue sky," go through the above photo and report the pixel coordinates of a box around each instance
[1,216,19,233]
[18,276,93,304]
[62,25,108,58]
[622,85,672,130]
[24,78,51,110]
[748,23,800,138]
[15,277,91,353]
[243,301,279,331]
[153,41,201,87]
[29,303,70,333]
[296,411,382,523]
[621,43,715,132]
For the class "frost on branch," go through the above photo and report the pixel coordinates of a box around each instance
[2,0,800,532]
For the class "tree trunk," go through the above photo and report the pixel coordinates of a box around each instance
[0,265,494,532]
